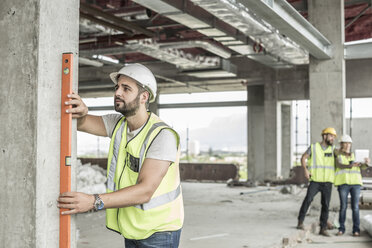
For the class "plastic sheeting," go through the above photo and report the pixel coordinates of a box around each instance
[77,160,107,194]
[361,214,372,236]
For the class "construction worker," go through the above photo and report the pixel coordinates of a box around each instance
[57,63,184,247]
[334,134,370,237]
[297,127,337,236]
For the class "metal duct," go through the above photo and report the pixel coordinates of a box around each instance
[132,0,295,68]
[158,40,231,59]
[131,0,230,45]
[190,0,309,65]
[125,39,221,69]
[180,59,237,78]
[79,57,104,67]
[79,18,121,36]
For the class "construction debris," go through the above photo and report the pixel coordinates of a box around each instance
[361,215,372,237]
[77,160,106,194]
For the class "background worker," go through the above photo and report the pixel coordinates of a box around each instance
[297,127,337,237]
[334,134,370,237]
[57,63,184,248]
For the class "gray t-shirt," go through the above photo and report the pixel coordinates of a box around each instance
[102,114,177,163]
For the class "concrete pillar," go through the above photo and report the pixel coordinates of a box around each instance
[281,103,292,179]
[0,1,79,247]
[247,86,265,182]
[308,0,346,141]
[264,81,281,180]
[308,0,345,214]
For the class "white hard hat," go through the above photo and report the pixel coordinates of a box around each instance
[339,134,352,143]
[110,63,157,103]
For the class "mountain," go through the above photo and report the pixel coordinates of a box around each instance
[178,113,247,152]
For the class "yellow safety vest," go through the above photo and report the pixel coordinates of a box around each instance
[105,112,184,239]
[307,143,335,183]
[334,153,362,186]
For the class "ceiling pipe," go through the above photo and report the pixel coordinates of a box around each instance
[125,38,221,69]
[158,40,231,59]
[80,12,133,35]
[132,0,294,68]
[80,2,155,37]
[345,2,371,29]
[190,0,310,64]
[79,57,104,67]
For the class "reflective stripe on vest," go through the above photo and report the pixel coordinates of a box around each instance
[310,165,335,170]
[106,113,184,240]
[334,153,362,186]
[308,143,335,183]
[138,121,167,172]
[312,144,334,170]
[107,120,126,191]
[134,184,181,210]
[335,170,361,176]
[107,121,169,191]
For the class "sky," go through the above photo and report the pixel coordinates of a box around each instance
[77,92,372,157]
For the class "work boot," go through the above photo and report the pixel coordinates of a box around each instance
[297,221,305,230]
[327,221,334,230]
[319,228,331,237]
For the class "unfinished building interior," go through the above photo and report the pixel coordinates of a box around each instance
[1,0,372,247]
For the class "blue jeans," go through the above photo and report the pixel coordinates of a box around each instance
[338,184,361,233]
[124,229,181,248]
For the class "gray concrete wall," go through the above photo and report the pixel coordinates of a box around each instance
[248,83,285,182]
[247,86,265,181]
[346,59,372,98]
[307,0,346,211]
[308,0,346,142]
[346,118,372,155]
[264,81,281,180]
[277,59,372,101]
[281,103,292,178]
[0,0,79,247]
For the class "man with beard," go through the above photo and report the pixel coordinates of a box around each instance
[57,63,184,248]
[296,127,337,237]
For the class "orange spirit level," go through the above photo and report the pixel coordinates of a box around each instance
[60,53,73,248]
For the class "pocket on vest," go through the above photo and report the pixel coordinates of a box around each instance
[128,154,140,172]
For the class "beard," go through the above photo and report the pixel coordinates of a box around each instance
[325,138,333,146]
[114,93,141,117]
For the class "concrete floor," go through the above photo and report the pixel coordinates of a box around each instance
[77,182,372,248]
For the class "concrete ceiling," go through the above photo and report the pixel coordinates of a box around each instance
[78,0,372,97]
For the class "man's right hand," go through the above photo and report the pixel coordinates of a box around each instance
[65,92,88,119]
[65,92,107,136]
[304,169,311,180]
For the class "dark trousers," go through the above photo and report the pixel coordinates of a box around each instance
[298,181,332,229]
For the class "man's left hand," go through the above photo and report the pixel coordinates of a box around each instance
[57,192,95,215]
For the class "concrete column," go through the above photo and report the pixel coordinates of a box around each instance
[308,0,346,141]
[0,1,79,247]
[281,103,292,179]
[247,86,265,182]
[308,0,345,214]
[264,81,281,180]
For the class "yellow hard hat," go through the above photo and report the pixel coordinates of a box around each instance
[321,127,337,137]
